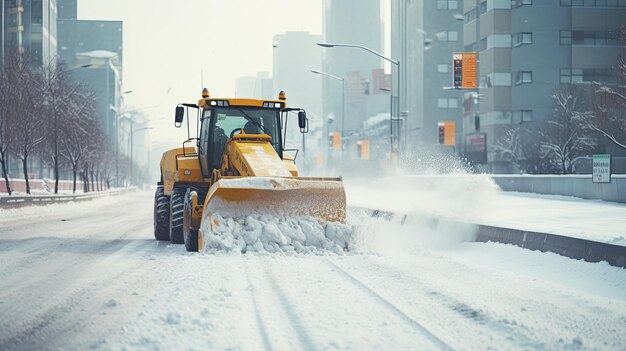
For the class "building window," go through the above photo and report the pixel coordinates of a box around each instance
[571,30,619,46]
[516,71,533,84]
[436,31,459,41]
[488,0,512,10]
[560,68,617,84]
[438,0,459,9]
[562,0,626,6]
[437,63,451,73]
[483,73,512,87]
[515,0,533,6]
[514,32,533,46]
[560,68,583,83]
[438,98,459,109]
[465,8,478,23]
[560,30,572,45]
[513,110,533,123]
[486,34,512,49]
[479,1,488,14]
[31,0,43,25]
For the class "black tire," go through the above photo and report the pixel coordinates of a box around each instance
[153,186,170,241]
[183,188,199,252]
[169,187,187,244]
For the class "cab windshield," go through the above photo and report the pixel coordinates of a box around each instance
[205,107,282,171]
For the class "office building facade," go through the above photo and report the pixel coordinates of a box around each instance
[56,0,123,145]
[463,0,626,172]
[1,0,58,66]
[392,0,465,152]
[322,0,387,136]
[272,31,322,172]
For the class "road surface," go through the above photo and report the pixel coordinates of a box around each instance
[1,191,625,350]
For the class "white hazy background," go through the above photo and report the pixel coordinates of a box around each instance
[79,0,323,148]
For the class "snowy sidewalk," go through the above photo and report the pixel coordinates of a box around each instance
[345,175,626,247]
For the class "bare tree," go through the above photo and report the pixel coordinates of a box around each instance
[542,85,597,174]
[8,57,46,194]
[39,62,84,194]
[586,28,626,151]
[493,123,558,174]
[0,58,16,195]
[59,88,98,193]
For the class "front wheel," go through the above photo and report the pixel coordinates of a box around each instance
[183,188,199,252]
[153,186,170,241]
[169,187,187,244]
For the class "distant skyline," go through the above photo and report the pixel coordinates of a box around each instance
[79,0,323,146]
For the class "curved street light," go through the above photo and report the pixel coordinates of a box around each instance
[310,69,345,155]
[317,42,401,157]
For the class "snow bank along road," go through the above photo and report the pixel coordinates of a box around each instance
[1,190,625,350]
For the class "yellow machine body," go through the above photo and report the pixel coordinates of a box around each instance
[159,147,207,196]
[158,95,346,251]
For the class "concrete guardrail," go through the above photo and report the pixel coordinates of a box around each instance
[355,207,626,269]
[0,188,136,210]
[491,174,626,203]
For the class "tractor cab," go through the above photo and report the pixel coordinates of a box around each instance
[174,89,308,179]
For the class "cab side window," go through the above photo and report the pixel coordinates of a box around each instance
[198,110,211,178]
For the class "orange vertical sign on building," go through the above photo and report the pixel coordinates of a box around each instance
[438,121,456,146]
[331,132,341,150]
[357,140,370,160]
[453,52,477,89]
[444,121,456,146]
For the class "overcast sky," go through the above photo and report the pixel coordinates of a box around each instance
[79,0,323,146]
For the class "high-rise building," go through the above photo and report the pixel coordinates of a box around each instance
[57,19,122,72]
[1,0,58,66]
[463,0,626,172]
[272,31,322,172]
[392,0,465,152]
[56,0,123,144]
[57,0,75,20]
[235,71,273,99]
[322,0,388,137]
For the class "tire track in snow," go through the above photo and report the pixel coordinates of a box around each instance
[244,260,316,351]
[0,213,154,350]
[264,267,317,351]
[325,259,455,351]
[0,219,147,299]
[244,263,274,351]
[1,237,170,351]
[348,256,548,350]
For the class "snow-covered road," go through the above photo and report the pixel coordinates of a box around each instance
[1,191,625,350]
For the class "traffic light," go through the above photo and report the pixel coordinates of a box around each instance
[437,121,456,146]
[438,123,445,144]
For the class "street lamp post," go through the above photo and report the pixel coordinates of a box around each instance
[310,69,345,156]
[103,54,119,186]
[119,112,161,185]
[130,126,153,185]
[317,42,400,158]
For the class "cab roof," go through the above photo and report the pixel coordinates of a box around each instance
[198,98,286,109]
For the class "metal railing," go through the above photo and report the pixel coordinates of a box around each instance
[0,188,136,209]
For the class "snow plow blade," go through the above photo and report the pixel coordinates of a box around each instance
[202,176,346,223]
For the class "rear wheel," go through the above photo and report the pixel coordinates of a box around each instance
[153,186,170,241]
[169,187,187,244]
[183,188,199,252]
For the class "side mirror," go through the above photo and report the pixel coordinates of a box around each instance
[175,106,184,128]
[298,111,308,133]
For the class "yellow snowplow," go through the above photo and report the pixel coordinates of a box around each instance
[154,89,346,252]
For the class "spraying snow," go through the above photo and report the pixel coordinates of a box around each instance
[200,214,357,254]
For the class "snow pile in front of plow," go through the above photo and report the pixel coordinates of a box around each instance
[200,214,357,254]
